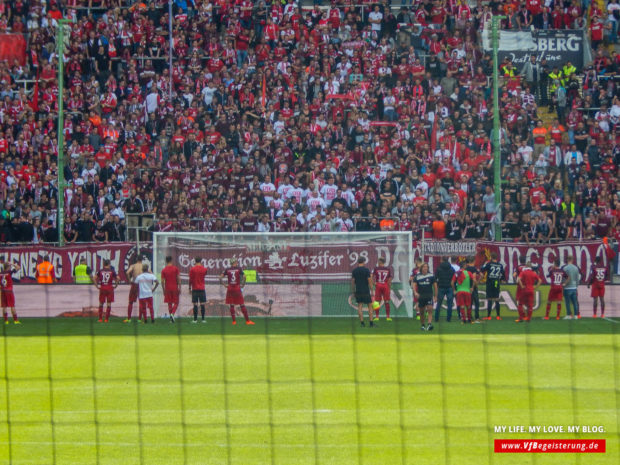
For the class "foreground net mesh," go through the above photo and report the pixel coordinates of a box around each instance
[1,232,618,464]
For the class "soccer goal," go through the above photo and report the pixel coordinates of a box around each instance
[153,232,414,318]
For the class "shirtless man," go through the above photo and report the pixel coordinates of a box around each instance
[125,256,144,322]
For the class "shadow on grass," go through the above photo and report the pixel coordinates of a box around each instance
[1,317,618,337]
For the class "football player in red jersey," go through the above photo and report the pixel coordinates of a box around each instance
[94,259,119,323]
[513,255,529,312]
[517,267,542,322]
[189,257,208,323]
[219,258,254,325]
[0,261,20,324]
[371,257,393,321]
[160,255,181,323]
[588,256,608,318]
[545,258,566,320]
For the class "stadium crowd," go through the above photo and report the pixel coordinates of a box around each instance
[0,0,618,245]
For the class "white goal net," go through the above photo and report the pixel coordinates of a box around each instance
[152,232,413,318]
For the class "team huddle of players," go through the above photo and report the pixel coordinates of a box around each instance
[89,255,255,325]
[350,253,610,329]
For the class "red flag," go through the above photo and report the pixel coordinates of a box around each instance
[261,75,266,108]
[430,114,438,152]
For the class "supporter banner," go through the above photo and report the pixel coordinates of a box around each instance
[0,243,147,284]
[482,29,587,69]
[421,240,477,256]
[414,240,606,284]
[476,240,607,285]
[0,34,27,66]
[167,241,411,284]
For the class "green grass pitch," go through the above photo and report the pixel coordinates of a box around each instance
[1,317,618,465]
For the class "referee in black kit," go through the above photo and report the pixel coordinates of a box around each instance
[351,257,375,327]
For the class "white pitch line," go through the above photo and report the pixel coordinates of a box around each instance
[603,317,619,324]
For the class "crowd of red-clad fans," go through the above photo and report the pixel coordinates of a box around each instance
[0,0,618,248]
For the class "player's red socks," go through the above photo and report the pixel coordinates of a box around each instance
[594,301,605,318]
[127,303,133,320]
[517,304,524,321]
[229,305,236,323]
[556,304,561,319]
[545,304,551,318]
[149,307,154,322]
[105,306,111,321]
[98,306,103,321]
[240,305,250,322]
[385,302,390,319]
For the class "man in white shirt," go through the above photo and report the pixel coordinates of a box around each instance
[257,215,271,232]
[134,264,159,323]
[517,140,534,165]
[260,175,276,205]
[595,105,611,132]
[306,190,326,214]
[286,179,306,204]
[201,82,216,107]
[145,89,159,114]
[339,183,356,206]
[320,177,339,206]
[277,177,293,198]
[369,5,383,33]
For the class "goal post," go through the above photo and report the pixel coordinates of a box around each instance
[152,231,414,318]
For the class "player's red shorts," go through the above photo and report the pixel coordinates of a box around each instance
[547,286,563,302]
[1,290,15,307]
[129,283,139,303]
[99,289,115,304]
[163,289,180,304]
[139,297,153,310]
[591,285,605,298]
[374,284,390,302]
[225,287,244,305]
[521,291,534,308]
[455,291,471,308]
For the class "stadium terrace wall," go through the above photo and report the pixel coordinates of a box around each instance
[7,284,620,319]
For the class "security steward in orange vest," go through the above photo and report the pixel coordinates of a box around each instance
[35,255,56,284]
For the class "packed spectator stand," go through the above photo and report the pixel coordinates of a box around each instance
[0,0,618,248]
